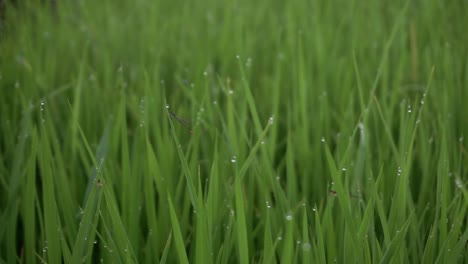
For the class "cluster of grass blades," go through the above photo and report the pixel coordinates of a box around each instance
[1,0,467,263]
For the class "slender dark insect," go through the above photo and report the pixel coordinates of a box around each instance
[168,111,195,135]
[329,189,361,199]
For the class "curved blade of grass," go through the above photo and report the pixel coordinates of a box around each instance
[81,125,109,210]
[166,106,199,213]
[357,200,375,242]
[262,210,275,264]
[314,205,326,264]
[71,127,108,263]
[235,119,273,263]
[167,196,189,264]
[71,180,102,263]
[237,56,263,137]
[23,128,38,264]
[100,183,138,263]
[323,143,356,231]
[238,120,273,179]
[160,232,172,264]
[379,218,411,264]
[234,176,249,264]
[38,124,62,264]
[195,171,211,264]
[2,111,31,263]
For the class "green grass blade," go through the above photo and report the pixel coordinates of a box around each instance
[160,232,173,264]
[167,196,190,264]
[234,177,249,264]
[166,106,199,213]
[262,210,275,264]
[38,125,63,263]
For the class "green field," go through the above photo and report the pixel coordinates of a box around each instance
[1,0,467,263]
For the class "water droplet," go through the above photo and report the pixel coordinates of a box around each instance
[407,105,412,113]
[321,137,325,143]
[165,104,170,109]
[15,81,20,88]
[213,100,218,105]
[312,207,317,212]
[230,209,235,216]
[268,116,274,125]
[228,89,234,94]
[203,71,208,76]
[261,140,265,144]
[342,167,347,172]
[302,242,311,251]
[231,156,237,163]
[236,54,240,59]
[285,212,293,221]
[94,240,98,244]
[266,201,271,208]
[420,100,425,105]
[459,136,464,142]
[397,166,402,177]
[277,236,283,241]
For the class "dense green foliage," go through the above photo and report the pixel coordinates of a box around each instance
[1,0,467,263]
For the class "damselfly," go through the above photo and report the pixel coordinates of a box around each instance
[168,110,195,135]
